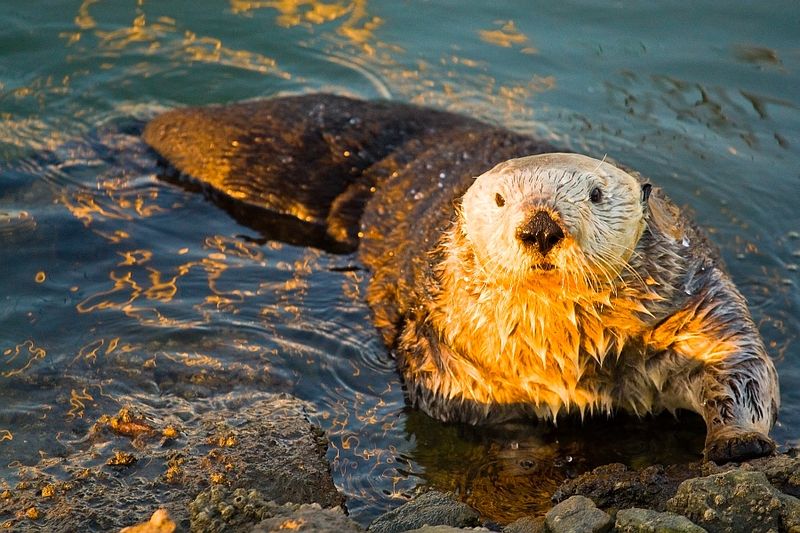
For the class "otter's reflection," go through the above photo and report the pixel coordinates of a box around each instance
[401,410,706,523]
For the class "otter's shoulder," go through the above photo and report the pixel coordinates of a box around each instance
[640,184,724,268]
[620,179,732,323]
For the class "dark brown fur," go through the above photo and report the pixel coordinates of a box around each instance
[143,94,779,463]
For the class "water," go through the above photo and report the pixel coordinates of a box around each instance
[1,0,798,526]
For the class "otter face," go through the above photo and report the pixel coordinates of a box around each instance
[460,153,646,285]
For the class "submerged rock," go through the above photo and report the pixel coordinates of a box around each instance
[0,393,342,531]
[367,491,481,533]
[666,469,800,533]
[615,508,706,533]
[544,495,612,533]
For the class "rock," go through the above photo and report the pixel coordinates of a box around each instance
[615,508,706,532]
[703,450,800,498]
[544,495,612,533]
[0,393,343,531]
[367,491,480,533]
[503,515,547,533]
[404,527,489,533]
[251,501,362,532]
[189,486,273,532]
[780,494,800,532]
[552,463,701,513]
[183,396,344,510]
[119,508,177,533]
[666,469,799,533]
[189,486,362,533]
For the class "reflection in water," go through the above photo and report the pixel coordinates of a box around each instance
[232,0,381,52]
[479,20,537,54]
[732,44,783,67]
[404,411,705,522]
[64,1,292,81]
[604,70,797,162]
[2,340,47,378]
[67,387,95,419]
[228,0,560,130]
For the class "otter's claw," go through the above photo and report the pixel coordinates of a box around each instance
[704,430,776,464]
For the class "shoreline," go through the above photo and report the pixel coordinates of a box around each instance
[1,393,797,532]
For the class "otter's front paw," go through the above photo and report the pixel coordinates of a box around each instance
[704,428,776,464]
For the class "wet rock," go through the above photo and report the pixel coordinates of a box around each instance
[503,515,547,533]
[783,498,800,532]
[106,450,138,468]
[404,527,490,533]
[98,407,158,442]
[552,463,701,513]
[368,491,481,533]
[120,508,176,533]
[0,393,343,531]
[615,508,706,532]
[666,469,799,533]
[188,485,362,533]
[250,501,362,533]
[702,449,800,498]
[544,495,611,533]
[189,486,273,532]
[183,396,344,510]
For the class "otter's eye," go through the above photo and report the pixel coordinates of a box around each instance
[590,187,602,204]
[495,193,505,207]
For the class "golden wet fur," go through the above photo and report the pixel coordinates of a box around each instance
[144,94,780,462]
[394,153,777,458]
[405,154,660,418]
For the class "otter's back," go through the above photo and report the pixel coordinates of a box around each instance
[144,94,479,252]
[143,93,559,342]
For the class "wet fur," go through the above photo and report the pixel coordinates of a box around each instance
[394,155,779,464]
[144,94,779,463]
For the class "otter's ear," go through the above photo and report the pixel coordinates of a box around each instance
[641,183,652,203]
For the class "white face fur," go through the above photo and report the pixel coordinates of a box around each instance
[460,153,646,285]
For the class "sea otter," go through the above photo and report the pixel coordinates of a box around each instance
[143,93,779,463]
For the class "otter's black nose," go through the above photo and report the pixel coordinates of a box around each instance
[517,211,564,256]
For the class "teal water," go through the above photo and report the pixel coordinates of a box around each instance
[1,0,799,526]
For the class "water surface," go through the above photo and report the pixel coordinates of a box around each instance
[1,0,799,525]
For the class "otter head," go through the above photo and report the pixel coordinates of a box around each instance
[460,153,647,286]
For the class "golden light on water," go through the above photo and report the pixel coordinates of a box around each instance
[231,0,381,53]
[205,235,264,262]
[64,1,293,79]
[2,341,47,378]
[0,0,794,529]
[478,20,536,53]
[67,388,95,419]
[74,339,104,365]
[74,0,101,30]
[117,249,153,266]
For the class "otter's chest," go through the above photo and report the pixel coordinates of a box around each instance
[432,287,648,417]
